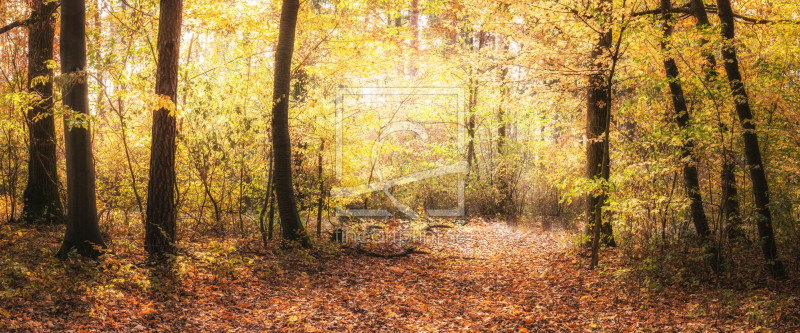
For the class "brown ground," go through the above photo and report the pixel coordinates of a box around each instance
[1,221,798,332]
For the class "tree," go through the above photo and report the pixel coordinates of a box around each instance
[19,0,63,225]
[586,0,616,261]
[57,0,105,258]
[145,0,184,256]
[689,0,742,241]
[714,0,786,279]
[659,0,719,270]
[271,0,310,247]
[496,44,513,218]
[316,140,325,238]
[494,2,513,217]
[464,30,483,170]
[721,150,743,240]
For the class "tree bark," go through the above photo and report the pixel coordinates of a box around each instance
[661,0,711,239]
[271,0,310,247]
[496,53,513,217]
[409,0,419,51]
[660,0,719,271]
[0,20,28,36]
[689,0,716,83]
[145,0,183,256]
[691,0,742,241]
[21,0,64,225]
[408,0,420,76]
[258,153,274,246]
[316,140,324,238]
[715,0,786,278]
[466,78,478,169]
[465,31,484,171]
[268,190,276,240]
[586,0,615,248]
[57,0,105,258]
[721,149,743,239]
[497,69,508,156]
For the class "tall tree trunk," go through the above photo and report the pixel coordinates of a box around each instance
[465,30,484,171]
[497,71,508,155]
[690,0,742,241]
[715,0,786,278]
[21,0,63,225]
[660,0,719,270]
[408,0,419,76]
[466,78,478,168]
[268,190,276,240]
[271,0,310,247]
[721,149,743,239]
[689,0,716,82]
[496,52,513,217]
[409,0,419,51]
[586,0,615,249]
[258,152,274,247]
[57,0,105,258]
[316,140,324,238]
[145,0,183,256]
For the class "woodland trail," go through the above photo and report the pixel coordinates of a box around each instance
[1,222,798,332]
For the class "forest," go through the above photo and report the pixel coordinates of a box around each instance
[1,0,799,331]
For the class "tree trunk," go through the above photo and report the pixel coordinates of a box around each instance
[586,0,615,248]
[21,0,63,225]
[258,153,274,247]
[721,149,743,240]
[464,30,484,171]
[145,0,183,256]
[690,0,742,241]
[496,54,513,217]
[497,71,508,155]
[57,0,105,258]
[660,0,719,271]
[409,0,419,51]
[715,0,786,278]
[466,79,478,169]
[271,0,310,247]
[689,0,716,82]
[268,190,276,240]
[316,140,324,238]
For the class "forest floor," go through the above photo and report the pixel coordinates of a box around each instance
[1,219,798,332]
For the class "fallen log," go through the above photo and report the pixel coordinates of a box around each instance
[355,247,430,258]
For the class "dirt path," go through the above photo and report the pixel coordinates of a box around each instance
[1,222,797,332]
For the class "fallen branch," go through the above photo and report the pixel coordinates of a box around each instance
[440,255,483,261]
[355,247,430,258]
[425,224,454,231]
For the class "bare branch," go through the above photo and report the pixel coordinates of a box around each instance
[0,19,30,36]
[732,13,800,25]
[632,7,693,17]
[632,5,800,24]
[0,2,61,36]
